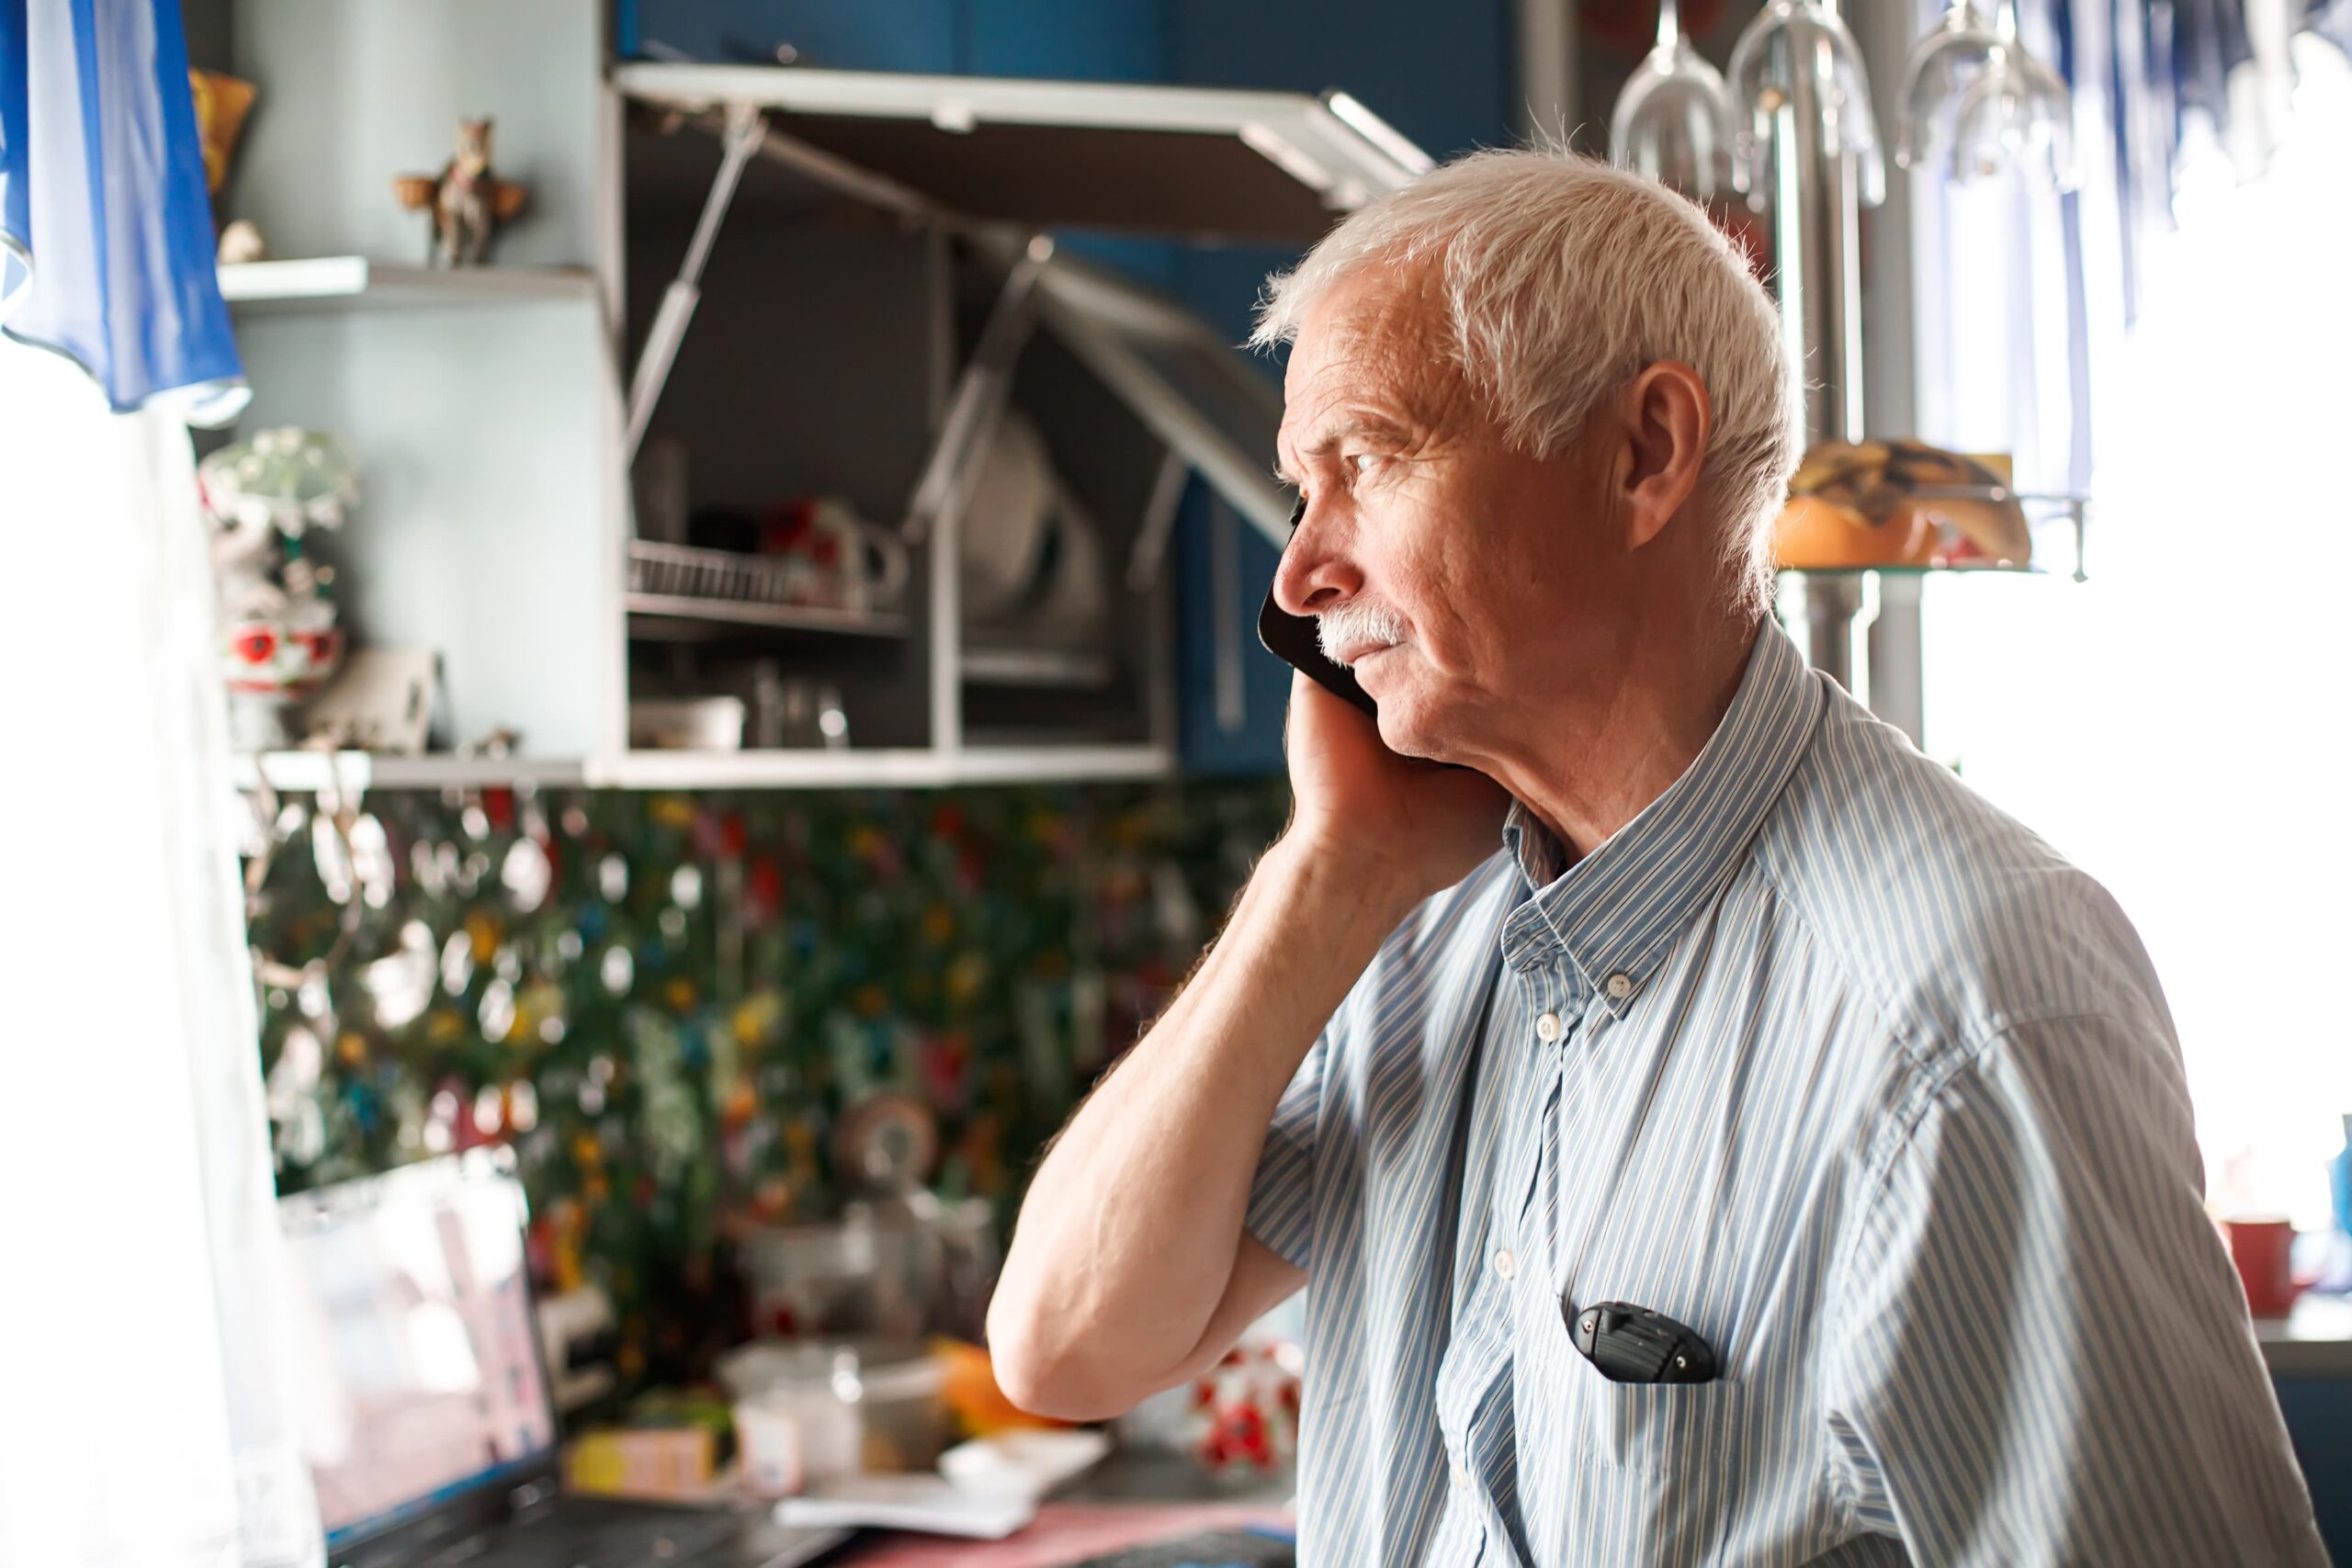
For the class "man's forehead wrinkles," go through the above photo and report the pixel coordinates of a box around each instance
[1277,281,1450,481]
[1277,405,1414,481]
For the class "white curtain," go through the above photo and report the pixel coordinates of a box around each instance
[1917,39,2352,1225]
[0,340,322,1567]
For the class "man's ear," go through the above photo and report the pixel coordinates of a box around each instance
[1618,361,1712,551]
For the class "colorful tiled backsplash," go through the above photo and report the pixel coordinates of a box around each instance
[249,781,1289,1383]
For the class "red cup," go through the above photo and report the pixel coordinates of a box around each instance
[2222,1217,2300,1318]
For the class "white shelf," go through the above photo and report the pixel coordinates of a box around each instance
[232,751,589,793]
[2256,1294,2352,1378]
[218,256,598,314]
[943,744,1171,784]
[962,645,1116,689]
[232,745,1173,793]
[594,744,1172,791]
[597,748,957,790]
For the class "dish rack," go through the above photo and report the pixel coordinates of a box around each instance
[628,539,801,604]
[623,539,910,637]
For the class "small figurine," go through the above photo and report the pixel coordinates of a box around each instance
[217,218,267,265]
[393,118,528,267]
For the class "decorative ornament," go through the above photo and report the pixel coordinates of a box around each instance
[199,429,361,742]
[188,69,256,197]
[199,426,359,536]
[217,219,268,265]
[1184,1339,1303,1474]
[833,1090,940,1198]
[393,117,530,268]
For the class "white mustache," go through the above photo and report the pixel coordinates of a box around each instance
[1315,602,1409,664]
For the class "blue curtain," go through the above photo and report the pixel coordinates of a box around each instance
[0,0,244,422]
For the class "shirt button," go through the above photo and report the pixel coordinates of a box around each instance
[1535,1010,1562,1042]
[1493,1247,1516,1281]
[1605,972,1634,1001]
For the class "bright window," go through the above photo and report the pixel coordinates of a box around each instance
[1921,45,2352,1226]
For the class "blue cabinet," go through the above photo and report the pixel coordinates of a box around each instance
[966,0,1169,81]
[2275,1377,2352,1565]
[620,0,963,72]
[621,0,1168,78]
[1163,0,1513,167]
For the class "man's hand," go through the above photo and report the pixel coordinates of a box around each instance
[1283,671,1510,906]
[989,674,1487,1419]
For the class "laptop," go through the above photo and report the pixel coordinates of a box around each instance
[277,1148,853,1568]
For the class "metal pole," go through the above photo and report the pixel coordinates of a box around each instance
[1849,0,1928,745]
[1770,28,1871,693]
[1514,0,1577,149]
[623,104,765,461]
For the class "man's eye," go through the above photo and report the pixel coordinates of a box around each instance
[1351,453,1381,475]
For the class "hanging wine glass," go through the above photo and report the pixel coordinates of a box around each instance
[1950,33,2079,188]
[1611,0,1738,200]
[1899,0,2078,187]
[1728,0,1888,209]
[1895,0,2002,170]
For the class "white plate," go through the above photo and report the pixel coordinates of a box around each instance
[776,1474,1035,1540]
[937,1428,1114,1500]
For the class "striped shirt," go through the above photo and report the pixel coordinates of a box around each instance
[1245,620,2324,1567]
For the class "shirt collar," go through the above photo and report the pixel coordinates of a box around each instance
[1498,619,1823,1018]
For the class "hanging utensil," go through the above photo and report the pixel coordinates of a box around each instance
[1896,0,2003,169]
[1949,10,2079,188]
[1897,0,2078,187]
[1728,0,1888,209]
[1611,0,1739,200]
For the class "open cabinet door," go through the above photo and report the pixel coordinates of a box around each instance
[613,63,1429,245]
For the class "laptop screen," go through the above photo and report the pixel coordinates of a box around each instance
[277,1151,559,1548]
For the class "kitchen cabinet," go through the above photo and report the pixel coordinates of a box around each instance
[191,0,1430,790]
[618,0,963,75]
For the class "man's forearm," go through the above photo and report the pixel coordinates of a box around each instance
[987,832,1413,1410]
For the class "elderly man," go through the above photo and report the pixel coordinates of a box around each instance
[987,152,2323,1566]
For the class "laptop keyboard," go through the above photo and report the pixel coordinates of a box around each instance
[413,1502,739,1568]
[530,1506,737,1568]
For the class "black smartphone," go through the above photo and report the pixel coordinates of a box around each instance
[1256,495,1379,721]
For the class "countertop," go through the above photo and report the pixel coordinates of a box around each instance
[1054,1448,1292,1508]
[2256,1292,2352,1377]
[809,1450,1293,1566]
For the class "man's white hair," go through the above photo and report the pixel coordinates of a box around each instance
[1251,149,1800,615]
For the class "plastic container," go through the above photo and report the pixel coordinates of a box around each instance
[721,1339,950,1481]
[722,1344,863,1497]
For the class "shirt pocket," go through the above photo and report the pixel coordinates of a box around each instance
[1522,1321,1752,1564]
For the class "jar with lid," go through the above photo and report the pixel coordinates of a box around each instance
[722,1344,863,1498]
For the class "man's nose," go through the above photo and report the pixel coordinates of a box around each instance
[1270,505,1363,619]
